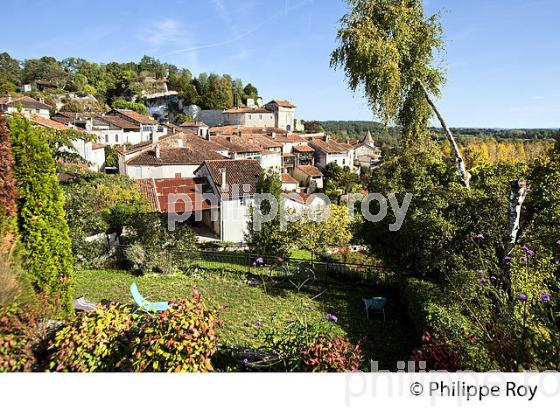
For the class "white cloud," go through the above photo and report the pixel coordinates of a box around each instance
[140,18,201,72]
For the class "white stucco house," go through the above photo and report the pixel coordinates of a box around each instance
[194,159,262,243]
[29,114,105,172]
[0,96,50,119]
[309,138,355,170]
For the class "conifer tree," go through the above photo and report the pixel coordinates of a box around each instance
[8,115,74,312]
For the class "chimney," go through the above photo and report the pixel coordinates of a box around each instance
[271,132,276,138]
[155,144,161,158]
[219,168,227,189]
[177,138,184,147]
[7,95,12,103]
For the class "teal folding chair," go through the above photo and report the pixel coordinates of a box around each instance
[130,282,170,312]
[362,297,386,321]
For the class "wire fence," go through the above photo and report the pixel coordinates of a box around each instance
[117,247,396,288]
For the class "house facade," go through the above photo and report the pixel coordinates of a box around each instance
[309,138,355,170]
[194,159,262,243]
[223,107,275,128]
[0,96,50,119]
[292,165,324,190]
[264,100,296,131]
[353,131,383,170]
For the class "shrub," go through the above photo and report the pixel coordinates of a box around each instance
[130,291,218,372]
[258,313,343,371]
[49,291,218,372]
[0,299,58,372]
[124,243,146,271]
[49,304,137,372]
[0,307,36,372]
[8,115,74,313]
[410,332,461,371]
[400,276,497,371]
[112,99,149,116]
[0,246,21,307]
[301,336,364,372]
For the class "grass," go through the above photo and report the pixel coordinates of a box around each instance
[289,249,313,260]
[74,268,415,370]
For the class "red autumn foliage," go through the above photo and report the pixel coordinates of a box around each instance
[301,336,364,372]
[410,332,461,371]
[0,115,17,218]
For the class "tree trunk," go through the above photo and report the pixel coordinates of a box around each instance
[505,178,529,256]
[417,79,471,188]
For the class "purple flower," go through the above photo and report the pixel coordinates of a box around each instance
[480,277,487,284]
[539,292,551,303]
[254,320,262,327]
[490,275,497,281]
[472,233,485,242]
[518,294,527,302]
[521,245,535,257]
[326,313,338,323]
[520,256,528,262]
[556,240,560,246]
[243,358,249,366]
[254,256,265,266]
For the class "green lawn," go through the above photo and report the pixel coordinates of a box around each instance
[74,269,415,370]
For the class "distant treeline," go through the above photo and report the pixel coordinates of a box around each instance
[315,120,559,146]
[311,120,399,147]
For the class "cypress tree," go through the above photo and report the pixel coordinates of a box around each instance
[8,115,74,312]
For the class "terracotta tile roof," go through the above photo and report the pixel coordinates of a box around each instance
[30,114,69,130]
[208,125,285,135]
[310,139,353,153]
[282,153,295,158]
[200,159,262,196]
[98,115,141,130]
[292,144,314,153]
[114,140,153,155]
[92,142,106,150]
[295,165,323,177]
[265,100,296,109]
[212,136,263,153]
[281,173,298,184]
[135,178,159,211]
[0,95,50,110]
[127,146,226,166]
[112,109,157,125]
[136,177,217,213]
[270,133,307,143]
[286,192,321,204]
[243,134,282,149]
[223,107,270,114]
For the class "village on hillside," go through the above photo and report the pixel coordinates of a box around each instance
[0,92,382,243]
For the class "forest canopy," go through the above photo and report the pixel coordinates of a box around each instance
[0,52,259,110]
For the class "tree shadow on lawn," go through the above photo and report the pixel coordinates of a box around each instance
[313,282,417,371]
[244,271,417,370]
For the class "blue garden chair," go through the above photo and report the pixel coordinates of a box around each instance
[362,297,386,321]
[130,282,170,313]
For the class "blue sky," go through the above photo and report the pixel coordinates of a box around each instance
[2,0,559,128]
